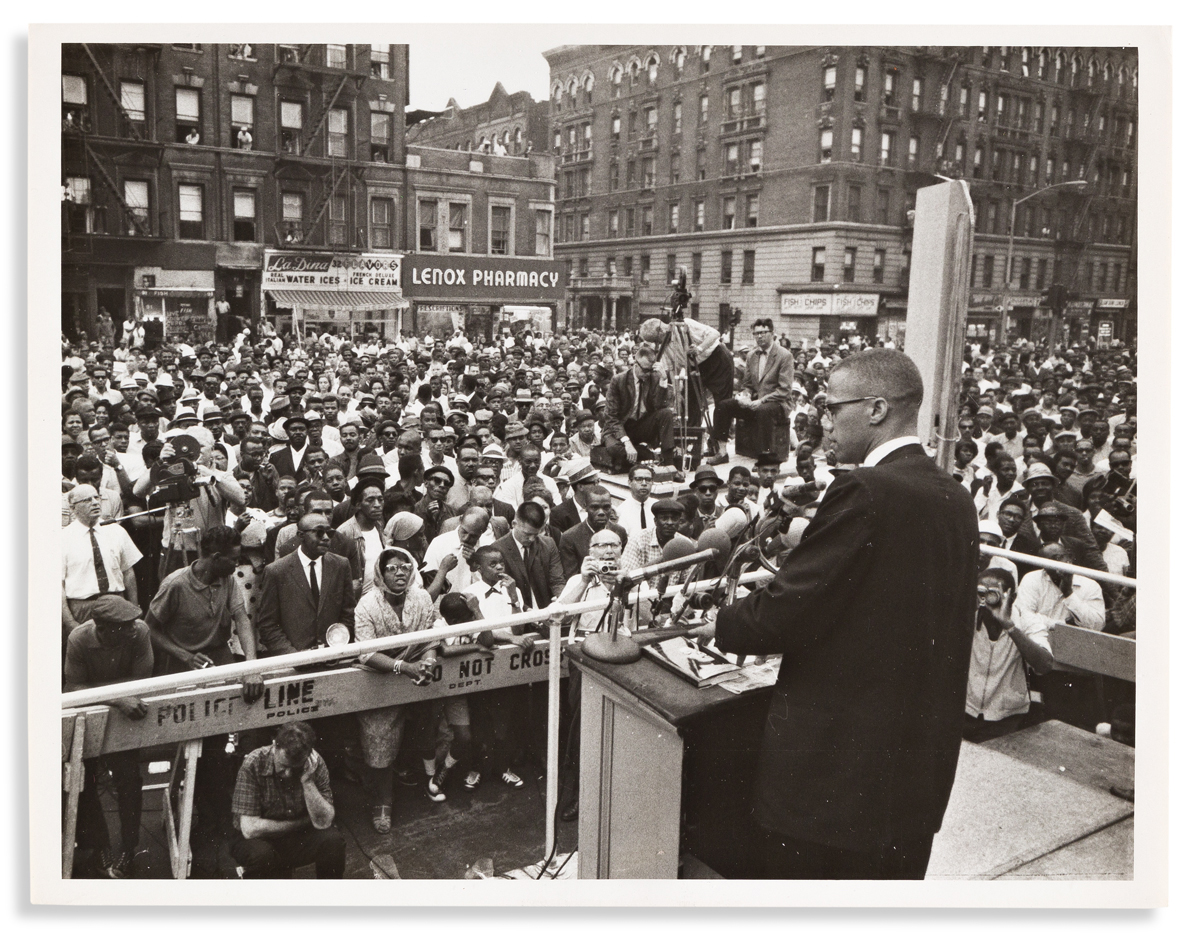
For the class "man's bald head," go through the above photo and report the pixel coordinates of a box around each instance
[1040,542,1069,564]
[459,507,490,534]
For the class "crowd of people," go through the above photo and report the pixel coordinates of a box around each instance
[60,317,1137,879]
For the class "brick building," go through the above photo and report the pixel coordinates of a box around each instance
[542,45,1137,348]
[61,42,410,344]
[406,82,551,155]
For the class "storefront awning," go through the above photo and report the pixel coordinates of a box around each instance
[266,290,402,313]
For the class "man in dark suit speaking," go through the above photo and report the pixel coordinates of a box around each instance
[695,349,979,879]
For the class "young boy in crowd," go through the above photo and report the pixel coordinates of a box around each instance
[462,545,536,790]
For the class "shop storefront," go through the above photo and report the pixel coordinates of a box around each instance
[1094,298,1129,348]
[134,267,214,347]
[779,292,879,344]
[966,293,1004,347]
[262,250,405,341]
[1064,300,1096,346]
[401,253,567,340]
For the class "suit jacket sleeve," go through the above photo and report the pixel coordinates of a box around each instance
[255,565,292,654]
[715,474,874,656]
[560,530,583,580]
[547,540,566,599]
[604,376,627,440]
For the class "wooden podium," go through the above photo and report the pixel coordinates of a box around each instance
[569,645,771,879]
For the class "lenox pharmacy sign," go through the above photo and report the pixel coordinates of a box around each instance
[402,254,567,302]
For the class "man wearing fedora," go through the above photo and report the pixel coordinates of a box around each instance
[549,459,602,534]
[1013,462,1105,575]
[269,411,311,480]
[689,468,727,535]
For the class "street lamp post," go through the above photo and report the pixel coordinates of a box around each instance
[1001,180,1087,346]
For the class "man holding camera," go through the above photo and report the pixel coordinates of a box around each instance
[964,567,1055,743]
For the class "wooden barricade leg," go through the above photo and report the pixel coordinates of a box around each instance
[61,713,87,879]
[165,739,202,880]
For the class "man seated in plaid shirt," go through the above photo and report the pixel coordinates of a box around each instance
[230,722,345,878]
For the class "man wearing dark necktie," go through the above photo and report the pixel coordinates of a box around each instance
[62,484,142,637]
[709,318,795,464]
[599,343,677,473]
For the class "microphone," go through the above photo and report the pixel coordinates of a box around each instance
[652,536,699,609]
[695,528,732,567]
[714,506,748,539]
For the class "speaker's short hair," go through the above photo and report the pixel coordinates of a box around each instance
[829,349,923,408]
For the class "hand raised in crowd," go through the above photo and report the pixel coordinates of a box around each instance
[111,696,147,720]
[241,673,265,703]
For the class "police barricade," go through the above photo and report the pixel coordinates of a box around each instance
[61,568,772,879]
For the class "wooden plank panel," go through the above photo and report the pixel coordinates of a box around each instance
[1050,624,1136,682]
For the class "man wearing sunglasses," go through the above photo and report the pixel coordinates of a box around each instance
[696,349,979,880]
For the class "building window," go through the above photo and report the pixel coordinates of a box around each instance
[692,252,702,284]
[746,194,759,228]
[726,86,741,119]
[370,112,390,161]
[370,44,391,80]
[742,250,755,285]
[62,74,88,127]
[912,77,923,111]
[608,162,620,191]
[873,248,886,283]
[488,204,511,255]
[669,202,679,233]
[123,179,150,232]
[120,80,145,126]
[811,247,826,282]
[646,106,658,132]
[1036,257,1048,289]
[843,246,857,282]
[877,188,890,224]
[847,185,862,222]
[666,253,676,283]
[327,108,348,158]
[908,135,920,167]
[981,254,994,288]
[578,257,589,278]
[623,256,634,277]
[63,176,93,233]
[701,46,712,72]
[694,199,705,231]
[281,191,303,241]
[958,85,969,117]
[635,205,652,236]
[418,200,438,251]
[671,152,681,184]
[231,94,255,148]
[562,214,574,242]
[280,101,303,154]
[699,93,708,123]
[720,250,733,284]
[850,126,862,161]
[448,203,467,252]
[819,129,834,163]
[642,157,656,188]
[178,184,203,239]
[723,196,736,229]
[369,197,393,249]
[725,141,740,175]
[326,44,347,69]
[880,131,894,166]
[525,207,548,256]
[855,65,866,102]
[977,90,988,122]
[580,212,591,240]
[1018,256,1031,289]
[813,185,830,222]
[673,101,683,134]
[625,206,635,234]
[972,145,983,178]
[612,114,621,140]
[328,195,347,246]
[883,69,896,107]
[232,188,256,241]
[175,87,200,143]
[640,254,651,285]
[748,138,763,174]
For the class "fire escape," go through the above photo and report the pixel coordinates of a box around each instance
[1057,73,1109,291]
[62,43,166,254]
[271,45,368,249]
[908,47,963,179]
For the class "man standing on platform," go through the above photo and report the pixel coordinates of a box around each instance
[696,349,979,880]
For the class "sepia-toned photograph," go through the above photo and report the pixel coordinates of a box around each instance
[29,23,1170,907]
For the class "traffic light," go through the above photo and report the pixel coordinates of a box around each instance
[1040,284,1069,313]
